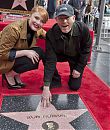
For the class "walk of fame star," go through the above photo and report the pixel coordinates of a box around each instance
[11,0,27,10]
[0,102,87,130]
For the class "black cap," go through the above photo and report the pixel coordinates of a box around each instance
[54,4,74,17]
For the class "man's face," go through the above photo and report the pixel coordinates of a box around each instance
[29,12,44,31]
[56,15,75,33]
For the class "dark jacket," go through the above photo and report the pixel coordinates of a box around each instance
[68,0,86,11]
[47,0,56,13]
[44,21,92,86]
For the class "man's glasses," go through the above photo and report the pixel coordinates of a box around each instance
[57,16,70,22]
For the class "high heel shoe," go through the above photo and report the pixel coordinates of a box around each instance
[14,76,26,88]
[2,74,22,89]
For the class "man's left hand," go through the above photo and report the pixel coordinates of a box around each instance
[41,86,52,108]
[72,70,81,78]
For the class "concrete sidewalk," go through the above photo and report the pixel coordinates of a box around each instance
[92,36,110,53]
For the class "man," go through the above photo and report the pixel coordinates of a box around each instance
[68,0,86,21]
[41,4,92,107]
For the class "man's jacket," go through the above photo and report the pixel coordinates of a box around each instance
[44,21,92,86]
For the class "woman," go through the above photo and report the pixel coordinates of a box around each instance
[83,0,92,24]
[0,6,48,89]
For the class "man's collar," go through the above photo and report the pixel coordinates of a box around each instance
[71,22,80,36]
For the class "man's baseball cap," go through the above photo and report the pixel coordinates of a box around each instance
[54,4,74,17]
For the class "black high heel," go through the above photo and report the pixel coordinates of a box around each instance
[2,74,21,89]
[14,76,26,88]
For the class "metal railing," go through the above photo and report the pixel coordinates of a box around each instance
[101,14,110,38]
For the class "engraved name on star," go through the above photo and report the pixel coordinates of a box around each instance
[1,102,87,130]
[11,0,27,10]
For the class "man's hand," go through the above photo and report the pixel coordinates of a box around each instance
[41,86,52,108]
[72,69,81,78]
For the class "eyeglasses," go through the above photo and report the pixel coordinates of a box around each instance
[57,16,70,22]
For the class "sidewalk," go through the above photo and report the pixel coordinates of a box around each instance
[88,35,110,86]
[93,35,110,53]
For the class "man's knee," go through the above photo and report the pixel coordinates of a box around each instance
[68,75,82,91]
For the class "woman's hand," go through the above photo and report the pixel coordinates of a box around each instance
[41,86,52,108]
[16,50,39,64]
[25,50,39,64]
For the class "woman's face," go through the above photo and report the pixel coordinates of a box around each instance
[29,12,44,31]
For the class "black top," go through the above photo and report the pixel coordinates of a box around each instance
[62,30,71,41]
[27,21,35,47]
